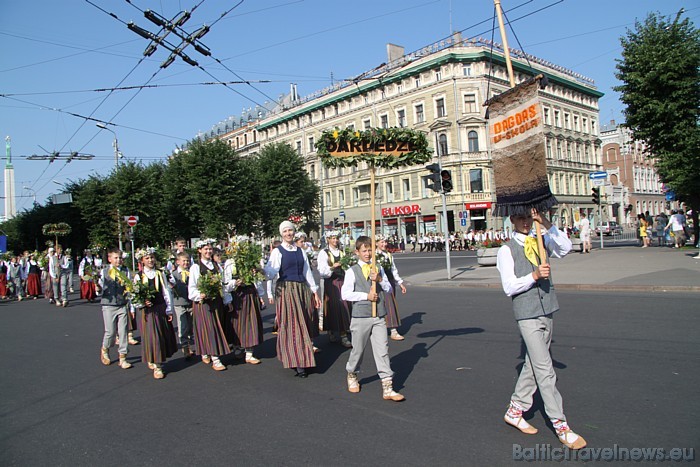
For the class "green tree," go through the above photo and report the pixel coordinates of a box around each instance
[163,138,259,239]
[254,142,320,236]
[614,10,700,243]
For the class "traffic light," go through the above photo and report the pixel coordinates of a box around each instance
[440,170,453,193]
[426,163,442,193]
[591,187,600,205]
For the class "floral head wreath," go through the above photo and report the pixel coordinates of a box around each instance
[195,238,217,249]
[375,234,386,241]
[234,235,250,244]
[293,232,307,241]
[135,247,157,260]
[324,229,341,238]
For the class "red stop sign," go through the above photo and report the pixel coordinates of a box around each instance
[126,216,138,227]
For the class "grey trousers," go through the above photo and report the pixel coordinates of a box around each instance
[174,304,194,348]
[102,305,129,355]
[512,315,566,421]
[346,316,394,381]
[52,271,70,302]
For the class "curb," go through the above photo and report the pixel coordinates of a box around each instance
[408,281,700,293]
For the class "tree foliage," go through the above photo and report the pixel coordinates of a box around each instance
[614,11,700,212]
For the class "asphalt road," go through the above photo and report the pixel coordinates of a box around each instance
[1,287,698,466]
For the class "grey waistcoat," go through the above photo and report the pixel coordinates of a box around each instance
[171,270,192,306]
[349,263,386,318]
[508,238,559,320]
[100,268,127,307]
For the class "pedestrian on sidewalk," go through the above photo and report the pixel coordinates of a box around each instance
[579,212,591,253]
[496,208,586,450]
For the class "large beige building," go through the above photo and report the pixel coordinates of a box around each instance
[206,34,604,239]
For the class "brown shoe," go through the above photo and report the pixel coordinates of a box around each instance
[153,367,165,379]
[127,333,139,345]
[212,361,227,371]
[347,372,360,393]
[100,347,110,366]
[118,354,132,369]
[201,355,212,365]
[183,346,194,359]
[381,379,405,402]
[504,413,538,435]
[557,427,587,450]
[245,356,261,365]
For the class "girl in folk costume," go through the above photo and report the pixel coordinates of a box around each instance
[188,239,230,372]
[133,248,177,379]
[43,249,55,303]
[223,236,265,365]
[376,235,408,341]
[317,230,352,348]
[25,253,42,299]
[0,257,9,299]
[264,221,321,378]
[79,250,98,302]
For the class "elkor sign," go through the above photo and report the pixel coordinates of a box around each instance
[381,204,421,217]
[465,202,492,210]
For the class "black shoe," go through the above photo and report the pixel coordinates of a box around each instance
[295,368,308,378]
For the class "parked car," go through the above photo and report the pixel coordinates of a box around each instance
[595,221,623,236]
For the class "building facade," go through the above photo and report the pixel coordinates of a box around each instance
[599,120,666,225]
[206,35,605,239]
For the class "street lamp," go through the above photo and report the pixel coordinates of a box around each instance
[96,123,124,250]
[22,186,36,206]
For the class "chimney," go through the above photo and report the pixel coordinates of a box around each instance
[387,43,404,63]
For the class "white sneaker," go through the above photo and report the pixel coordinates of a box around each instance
[347,372,360,393]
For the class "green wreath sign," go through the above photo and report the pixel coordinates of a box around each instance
[42,222,72,249]
[316,127,431,169]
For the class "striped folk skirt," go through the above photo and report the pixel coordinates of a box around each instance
[232,285,264,348]
[0,273,7,297]
[26,273,42,296]
[192,298,230,357]
[322,276,351,333]
[44,274,53,299]
[384,280,402,329]
[275,280,318,369]
[141,303,177,364]
[80,279,97,300]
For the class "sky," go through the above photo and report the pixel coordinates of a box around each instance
[1,0,695,214]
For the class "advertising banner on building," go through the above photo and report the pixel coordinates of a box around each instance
[486,76,557,217]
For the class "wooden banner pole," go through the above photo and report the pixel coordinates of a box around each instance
[370,164,377,317]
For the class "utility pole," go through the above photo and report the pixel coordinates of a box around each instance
[96,123,124,251]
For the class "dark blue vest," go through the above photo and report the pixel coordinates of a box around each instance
[277,245,305,283]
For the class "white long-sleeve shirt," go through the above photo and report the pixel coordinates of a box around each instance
[188,259,232,305]
[264,242,318,293]
[317,247,343,279]
[133,268,173,314]
[496,226,572,297]
[341,261,392,302]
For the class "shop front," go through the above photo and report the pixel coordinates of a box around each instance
[465,202,492,231]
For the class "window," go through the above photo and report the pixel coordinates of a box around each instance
[438,134,448,156]
[574,115,580,132]
[554,110,561,127]
[566,142,572,160]
[397,109,406,128]
[463,93,477,113]
[363,119,371,130]
[380,114,389,129]
[436,98,446,118]
[582,117,588,133]
[469,169,483,192]
[544,108,551,125]
[415,104,425,123]
[353,187,360,206]
[576,144,582,162]
[591,118,597,135]
[324,166,329,180]
[414,77,421,87]
[325,191,331,207]
[403,178,411,200]
[421,176,434,197]
[309,163,315,179]
[564,113,570,129]
[435,70,442,81]
[556,140,562,159]
[397,84,403,93]
[308,136,315,152]
[546,137,552,158]
[467,130,479,152]
[346,123,354,131]
[462,65,472,76]
[296,140,302,155]
[385,181,393,202]
[338,189,345,208]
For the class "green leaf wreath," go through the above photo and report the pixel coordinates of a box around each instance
[316,127,431,169]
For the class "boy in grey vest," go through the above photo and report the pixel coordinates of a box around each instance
[341,236,404,402]
[98,248,132,369]
[169,251,194,358]
[496,209,585,450]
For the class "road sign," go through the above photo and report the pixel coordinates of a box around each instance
[124,215,139,227]
[589,171,607,180]
[339,210,345,219]
[592,178,605,187]
[460,218,467,227]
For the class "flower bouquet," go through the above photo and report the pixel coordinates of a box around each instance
[229,241,265,286]
[35,251,48,270]
[339,249,358,270]
[375,251,392,271]
[130,279,157,307]
[82,263,94,282]
[197,272,223,299]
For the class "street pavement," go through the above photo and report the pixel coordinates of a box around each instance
[402,244,700,293]
[0,248,699,466]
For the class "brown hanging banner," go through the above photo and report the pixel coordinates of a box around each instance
[486,75,557,217]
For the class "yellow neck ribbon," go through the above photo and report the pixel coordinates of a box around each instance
[361,263,372,280]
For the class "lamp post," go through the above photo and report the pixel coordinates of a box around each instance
[22,186,36,206]
[96,123,124,251]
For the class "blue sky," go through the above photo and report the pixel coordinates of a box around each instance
[1,0,694,213]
